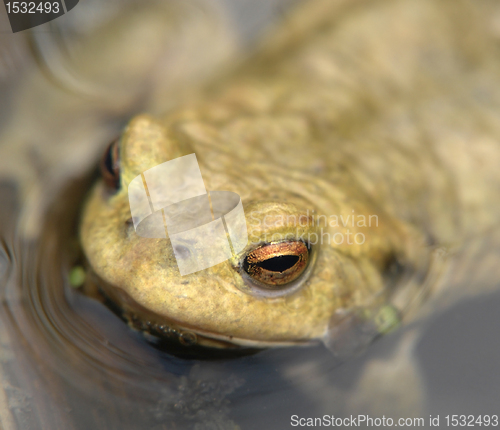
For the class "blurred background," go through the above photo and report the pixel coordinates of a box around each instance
[0,1,500,429]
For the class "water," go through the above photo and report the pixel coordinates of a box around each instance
[1,1,500,429]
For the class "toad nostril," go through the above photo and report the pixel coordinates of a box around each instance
[256,255,299,273]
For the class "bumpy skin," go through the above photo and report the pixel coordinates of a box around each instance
[80,0,500,349]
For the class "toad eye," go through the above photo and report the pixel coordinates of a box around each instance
[243,241,310,289]
[100,139,120,190]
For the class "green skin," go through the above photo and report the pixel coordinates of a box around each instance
[80,0,500,350]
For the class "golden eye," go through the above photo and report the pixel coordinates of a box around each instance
[243,241,310,288]
[100,139,120,190]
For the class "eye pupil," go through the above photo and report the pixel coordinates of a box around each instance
[242,241,310,289]
[256,255,299,273]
